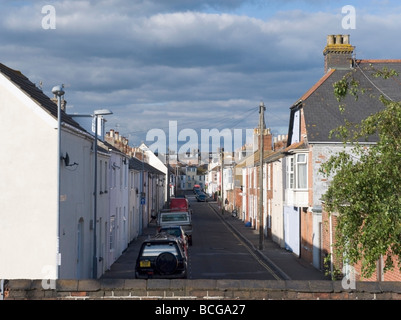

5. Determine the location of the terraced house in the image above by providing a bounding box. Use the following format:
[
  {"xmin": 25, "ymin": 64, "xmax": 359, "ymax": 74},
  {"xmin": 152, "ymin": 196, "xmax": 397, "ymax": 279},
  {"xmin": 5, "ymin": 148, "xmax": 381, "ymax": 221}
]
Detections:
[
  {"xmin": 279, "ymin": 35, "xmax": 401, "ymax": 280},
  {"xmin": 236, "ymin": 35, "xmax": 401, "ymax": 281},
  {"xmin": 0, "ymin": 63, "xmax": 165, "ymax": 280}
]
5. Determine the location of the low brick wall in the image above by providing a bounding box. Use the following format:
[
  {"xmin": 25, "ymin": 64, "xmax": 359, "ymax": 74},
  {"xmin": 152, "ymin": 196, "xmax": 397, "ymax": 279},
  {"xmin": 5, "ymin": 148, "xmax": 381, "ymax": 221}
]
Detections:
[{"xmin": 3, "ymin": 279, "xmax": 401, "ymax": 300}]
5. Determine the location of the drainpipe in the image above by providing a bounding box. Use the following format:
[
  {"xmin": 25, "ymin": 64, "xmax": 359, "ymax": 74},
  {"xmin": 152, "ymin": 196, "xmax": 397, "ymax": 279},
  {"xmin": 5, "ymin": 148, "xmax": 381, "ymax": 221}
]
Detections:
[{"xmin": 329, "ymin": 214, "xmax": 334, "ymax": 276}]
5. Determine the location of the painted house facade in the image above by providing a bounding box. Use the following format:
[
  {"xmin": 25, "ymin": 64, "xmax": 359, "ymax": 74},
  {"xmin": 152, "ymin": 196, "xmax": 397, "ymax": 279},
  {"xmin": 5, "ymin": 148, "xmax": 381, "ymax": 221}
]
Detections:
[
  {"xmin": 284, "ymin": 34, "xmax": 401, "ymax": 279},
  {"xmin": 0, "ymin": 63, "xmax": 95, "ymax": 279},
  {"xmin": 0, "ymin": 62, "xmax": 166, "ymax": 280},
  {"xmin": 230, "ymin": 34, "xmax": 401, "ymax": 281}
]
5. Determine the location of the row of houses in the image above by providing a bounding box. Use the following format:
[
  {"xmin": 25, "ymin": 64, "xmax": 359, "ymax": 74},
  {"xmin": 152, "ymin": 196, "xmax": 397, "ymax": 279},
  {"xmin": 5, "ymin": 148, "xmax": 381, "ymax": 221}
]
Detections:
[
  {"xmin": 0, "ymin": 62, "xmax": 167, "ymax": 279},
  {"xmin": 215, "ymin": 34, "xmax": 401, "ymax": 281}
]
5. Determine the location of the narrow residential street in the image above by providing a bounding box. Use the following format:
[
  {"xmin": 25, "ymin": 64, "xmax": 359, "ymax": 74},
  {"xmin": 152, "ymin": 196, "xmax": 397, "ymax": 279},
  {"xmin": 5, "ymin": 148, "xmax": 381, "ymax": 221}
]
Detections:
[
  {"xmin": 188, "ymin": 194, "xmax": 282, "ymax": 280},
  {"xmin": 102, "ymin": 193, "xmax": 328, "ymax": 281}
]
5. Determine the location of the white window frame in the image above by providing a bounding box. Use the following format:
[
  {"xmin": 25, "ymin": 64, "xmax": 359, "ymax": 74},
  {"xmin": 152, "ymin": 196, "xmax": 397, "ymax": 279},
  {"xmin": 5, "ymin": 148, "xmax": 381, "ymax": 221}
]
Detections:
[
  {"xmin": 287, "ymin": 156, "xmax": 295, "ymax": 189},
  {"xmin": 286, "ymin": 153, "xmax": 308, "ymax": 191},
  {"xmin": 296, "ymin": 153, "xmax": 308, "ymax": 190}
]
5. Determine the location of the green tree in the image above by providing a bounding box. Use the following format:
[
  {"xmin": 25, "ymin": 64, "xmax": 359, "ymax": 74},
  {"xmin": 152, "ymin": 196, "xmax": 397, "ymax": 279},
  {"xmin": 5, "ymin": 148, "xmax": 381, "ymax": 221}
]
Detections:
[{"xmin": 320, "ymin": 67, "xmax": 401, "ymax": 278}]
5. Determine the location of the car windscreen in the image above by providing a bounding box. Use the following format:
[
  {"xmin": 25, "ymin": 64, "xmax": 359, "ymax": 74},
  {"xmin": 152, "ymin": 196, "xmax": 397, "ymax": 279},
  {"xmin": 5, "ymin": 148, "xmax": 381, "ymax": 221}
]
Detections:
[{"xmin": 141, "ymin": 243, "xmax": 179, "ymax": 257}]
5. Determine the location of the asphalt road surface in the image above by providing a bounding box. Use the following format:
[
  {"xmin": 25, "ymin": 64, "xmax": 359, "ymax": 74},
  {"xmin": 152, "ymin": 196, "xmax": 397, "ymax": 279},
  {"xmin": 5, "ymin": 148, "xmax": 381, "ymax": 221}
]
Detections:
[{"xmin": 187, "ymin": 194, "xmax": 281, "ymax": 280}]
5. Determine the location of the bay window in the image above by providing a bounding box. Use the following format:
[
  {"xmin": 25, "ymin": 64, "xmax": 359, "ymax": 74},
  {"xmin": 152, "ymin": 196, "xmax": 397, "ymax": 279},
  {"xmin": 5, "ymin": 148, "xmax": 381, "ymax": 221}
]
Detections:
[{"xmin": 287, "ymin": 153, "xmax": 308, "ymax": 190}]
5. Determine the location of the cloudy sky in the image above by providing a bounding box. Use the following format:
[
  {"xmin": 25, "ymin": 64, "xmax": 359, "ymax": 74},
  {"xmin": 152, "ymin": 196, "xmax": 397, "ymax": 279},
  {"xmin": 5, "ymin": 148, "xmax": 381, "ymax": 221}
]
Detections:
[{"xmin": 1, "ymin": 0, "xmax": 401, "ymax": 154}]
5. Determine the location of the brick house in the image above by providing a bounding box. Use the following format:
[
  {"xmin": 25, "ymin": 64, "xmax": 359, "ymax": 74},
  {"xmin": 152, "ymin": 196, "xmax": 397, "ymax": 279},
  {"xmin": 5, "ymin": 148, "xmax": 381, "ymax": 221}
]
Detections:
[
  {"xmin": 284, "ymin": 34, "xmax": 401, "ymax": 280},
  {"xmin": 236, "ymin": 128, "xmax": 274, "ymax": 234}
]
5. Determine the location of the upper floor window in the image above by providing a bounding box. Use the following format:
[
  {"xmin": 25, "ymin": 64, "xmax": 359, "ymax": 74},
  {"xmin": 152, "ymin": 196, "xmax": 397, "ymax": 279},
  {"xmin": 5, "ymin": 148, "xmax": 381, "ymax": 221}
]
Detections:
[
  {"xmin": 286, "ymin": 153, "xmax": 308, "ymax": 190},
  {"xmin": 296, "ymin": 154, "xmax": 307, "ymax": 189}
]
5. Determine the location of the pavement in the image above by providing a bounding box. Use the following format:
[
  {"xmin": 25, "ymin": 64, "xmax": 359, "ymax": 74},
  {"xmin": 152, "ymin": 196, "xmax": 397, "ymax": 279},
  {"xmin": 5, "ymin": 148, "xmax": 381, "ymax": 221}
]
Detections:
[{"xmin": 101, "ymin": 201, "xmax": 330, "ymax": 281}]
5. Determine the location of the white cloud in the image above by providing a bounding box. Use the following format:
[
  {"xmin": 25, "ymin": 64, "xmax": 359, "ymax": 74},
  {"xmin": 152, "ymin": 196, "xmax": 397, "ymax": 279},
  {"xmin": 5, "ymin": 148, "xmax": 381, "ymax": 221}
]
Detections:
[{"xmin": 1, "ymin": 0, "xmax": 401, "ymax": 151}]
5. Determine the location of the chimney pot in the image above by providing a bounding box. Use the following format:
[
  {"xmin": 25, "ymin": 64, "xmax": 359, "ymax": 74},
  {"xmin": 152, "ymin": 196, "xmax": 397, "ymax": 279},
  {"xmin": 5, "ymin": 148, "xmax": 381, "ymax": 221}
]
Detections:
[
  {"xmin": 327, "ymin": 35, "xmax": 335, "ymax": 45},
  {"xmin": 51, "ymin": 97, "xmax": 67, "ymax": 111},
  {"xmin": 335, "ymin": 34, "xmax": 343, "ymax": 44}
]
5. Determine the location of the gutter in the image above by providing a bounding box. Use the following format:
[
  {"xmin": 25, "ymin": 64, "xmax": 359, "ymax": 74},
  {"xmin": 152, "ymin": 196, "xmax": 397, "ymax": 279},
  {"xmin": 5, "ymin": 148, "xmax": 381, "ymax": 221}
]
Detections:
[{"xmin": 62, "ymin": 122, "xmax": 95, "ymax": 142}]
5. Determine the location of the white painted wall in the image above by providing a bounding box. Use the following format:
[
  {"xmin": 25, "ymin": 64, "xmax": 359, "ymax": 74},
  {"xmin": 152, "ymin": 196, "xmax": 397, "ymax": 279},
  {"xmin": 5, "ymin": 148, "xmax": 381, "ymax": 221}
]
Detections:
[
  {"xmin": 140, "ymin": 143, "xmax": 168, "ymax": 201},
  {"xmin": 58, "ymin": 126, "xmax": 94, "ymax": 279},
  {"xmin": 0, "ymin": 73, "xmax": 59, "ymax": 279},
  {"xmin": 271, "ymin": 161, "xmax": 285, "ymax": 248},
  {"xmin": 108, "ymin": 151, "xmax": 129, "ymax": 267}
]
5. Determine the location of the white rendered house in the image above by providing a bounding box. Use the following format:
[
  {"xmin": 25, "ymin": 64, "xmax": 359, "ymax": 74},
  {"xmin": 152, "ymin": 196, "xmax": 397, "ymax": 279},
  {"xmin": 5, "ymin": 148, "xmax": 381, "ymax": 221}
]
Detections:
[{"xmin": 0, "ymin": 63, "xmax": 95, "ymax": 279}]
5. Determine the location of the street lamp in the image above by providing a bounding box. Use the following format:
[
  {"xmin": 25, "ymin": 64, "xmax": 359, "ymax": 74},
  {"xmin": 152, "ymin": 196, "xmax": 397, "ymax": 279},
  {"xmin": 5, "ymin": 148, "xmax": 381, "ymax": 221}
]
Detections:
[
  {"xmin": 93, "ymin": 109, "xmax": 113, "ymax": 279},
  {"xmin": 52, "ymin": 84, "xmax": 65, "ymax": 279}
]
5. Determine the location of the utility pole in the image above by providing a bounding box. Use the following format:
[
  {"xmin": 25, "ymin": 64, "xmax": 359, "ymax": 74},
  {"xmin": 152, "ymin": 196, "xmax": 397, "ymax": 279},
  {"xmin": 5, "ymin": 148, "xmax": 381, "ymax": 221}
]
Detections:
[
  {"xmin": 221, "ymin": 147, "xmax": 224, "ymax": 214},
  {"xmin": 167, "ymin": 149, "xmax": 170, "ymax": 205},
  {"xmin": 258, "ymin": 101, "xmax": 266, "ymax": 250}
]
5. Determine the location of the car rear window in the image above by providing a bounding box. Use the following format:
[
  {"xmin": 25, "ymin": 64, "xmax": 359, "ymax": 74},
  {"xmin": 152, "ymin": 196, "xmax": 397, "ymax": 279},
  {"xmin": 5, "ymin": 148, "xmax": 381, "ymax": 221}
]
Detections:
[
  {"xmin": 141, "ymin": 243, "xmax": 179, "ymax": 257},
  {"xmin": 161, "ymin": 214, "xmax": 189, "ymax": 222},
  {"xmin": 160, "ymin": 229, "xmax": 181, "ymax": 237}
]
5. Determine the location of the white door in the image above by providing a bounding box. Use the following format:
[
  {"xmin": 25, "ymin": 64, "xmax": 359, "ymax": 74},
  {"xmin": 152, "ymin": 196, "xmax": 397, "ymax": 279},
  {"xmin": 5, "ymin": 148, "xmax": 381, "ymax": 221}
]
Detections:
[{"xmin": 284, "ymin": 206, "xmax": 300, "ymax": 256}]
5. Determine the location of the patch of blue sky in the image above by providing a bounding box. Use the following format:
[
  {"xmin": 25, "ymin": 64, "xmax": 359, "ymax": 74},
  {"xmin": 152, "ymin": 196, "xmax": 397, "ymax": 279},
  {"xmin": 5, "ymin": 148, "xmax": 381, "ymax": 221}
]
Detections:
[{"xmin": 203, "ymin": 0, "xmax": 401, "ymax": 21}]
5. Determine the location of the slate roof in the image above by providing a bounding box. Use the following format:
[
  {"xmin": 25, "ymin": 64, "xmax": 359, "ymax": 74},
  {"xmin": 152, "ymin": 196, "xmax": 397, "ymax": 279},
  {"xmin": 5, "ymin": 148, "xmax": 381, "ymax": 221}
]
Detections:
[
  {"xmin": 129, "ymin": 157, "xmax": 166, "ymax": 176},
  {"xmin": 0, "ymin": 62, "xmax": 87, "ymax": 132},
  {"xmin": 296, "ymin": 60, "xmax": 401, "ymax": 143}
]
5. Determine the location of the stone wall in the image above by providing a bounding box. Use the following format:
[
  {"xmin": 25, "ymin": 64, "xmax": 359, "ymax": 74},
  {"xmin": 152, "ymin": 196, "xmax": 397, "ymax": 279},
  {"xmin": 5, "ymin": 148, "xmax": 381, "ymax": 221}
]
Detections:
[{"xmin": 3, "ymin": 279, "xmax": 401, "ymax": 300}]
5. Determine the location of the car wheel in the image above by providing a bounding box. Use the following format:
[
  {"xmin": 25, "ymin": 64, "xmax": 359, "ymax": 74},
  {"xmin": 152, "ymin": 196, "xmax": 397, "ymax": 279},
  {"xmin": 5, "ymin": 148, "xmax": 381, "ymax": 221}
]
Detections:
[{"xmin": 155, "ymin": 252, "xmax": 178, "ymax": 274}]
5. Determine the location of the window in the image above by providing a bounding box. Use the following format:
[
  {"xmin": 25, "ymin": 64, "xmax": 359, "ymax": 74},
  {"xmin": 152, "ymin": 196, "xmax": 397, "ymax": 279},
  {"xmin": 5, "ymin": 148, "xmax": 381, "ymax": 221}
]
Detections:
[
  {"xmin": 109, "ymin": 216, "xmax": 115, "ymax": 251},
  {"xmin": 142, "ymin": 244, "xmax": 179, "ymax": 257},
  {"xmin": 99, "ymin": 160, "xmax": 103, "ymax": 193},
  {"xmin": 286, "ymin": 153, "xmax": 307, "ymax": 190},
  {"xmin": 104, "ymin": 161, "xmax": 108, "ymax": 192},
  {"xmin": 120, "ymin": 159, "xmax": 123, "ymax": 188},
  {"xmin": 130, "ymin": 172, "xmax": 134, "ymax": 189},
  {"xmin": 113, "ymin": 164, "xmax": 116, "ymax": 188},
  {"xmin": 296, "ymin": 154, "xmax": 307, "ymax": 189},
  {"xmin": 287, "ymin": 157, "xmax": 294, "ymax": 189},
  {"xmin": 124, "ymin": 161, "xmax": 128, "ymax": 188},
  {"xmin": 253, "ymin": 168, "xmax": 257, "ymax": 189}
]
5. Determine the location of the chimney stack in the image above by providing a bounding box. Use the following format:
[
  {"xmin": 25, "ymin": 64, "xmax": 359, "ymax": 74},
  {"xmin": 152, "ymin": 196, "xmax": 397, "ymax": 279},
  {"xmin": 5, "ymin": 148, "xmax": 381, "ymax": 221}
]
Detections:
[
  {"xmin": 323, "ymin": 34, "xmax": 355, "ymax": 73},
  {"xmin": 51, "ymin": 96, "xmax": 67, "ymax": 111},
  {"xmin": 253, "ymin": 127, "xmax": 272, "ymax": 153}
]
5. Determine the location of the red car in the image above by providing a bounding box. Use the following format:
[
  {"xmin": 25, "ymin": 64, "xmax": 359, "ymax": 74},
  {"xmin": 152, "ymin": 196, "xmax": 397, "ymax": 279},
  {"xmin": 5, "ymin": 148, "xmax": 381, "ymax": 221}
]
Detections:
[{"xmin": 169, "ymin": 197, "xmax": 190, "ymax": 212}]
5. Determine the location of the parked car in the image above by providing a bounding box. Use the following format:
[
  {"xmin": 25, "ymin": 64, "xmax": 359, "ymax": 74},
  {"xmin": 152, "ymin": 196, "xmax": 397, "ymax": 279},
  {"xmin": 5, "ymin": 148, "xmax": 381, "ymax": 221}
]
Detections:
[
  {"xmin": 158, "ymin": 210, "xmax": 193, "ymax": 245},
  {"xmin": 157, "ymin": 225, "xmax": 189, "ymax": 258},
  {"xmin": 135, "ymin": 233, "xmax": 188, "ymax": 279},
  {"xmin": 169, "ymin": 197, "xmax": 191, "ymax": 213},
  {"xmin": 193, "ymin": 184, "xmax": 201, "ymax": 194},
  {"xmin": 196, "ymin": 193, "xmax": 208, "ymax": 202}
]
